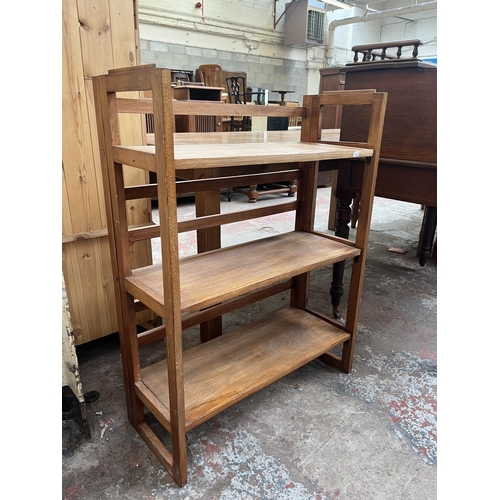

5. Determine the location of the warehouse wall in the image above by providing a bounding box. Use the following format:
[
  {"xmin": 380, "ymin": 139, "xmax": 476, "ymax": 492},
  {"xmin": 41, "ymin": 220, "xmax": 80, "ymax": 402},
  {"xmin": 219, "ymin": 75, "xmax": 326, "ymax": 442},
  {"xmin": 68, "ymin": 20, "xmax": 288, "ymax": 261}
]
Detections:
[
  {"xmin": 137, "ymin": 1, "xmax": 437, "ymax": 103},
  {"xmin": 138, "ymin": 0, "xmax": 324, "ymax": 105}
]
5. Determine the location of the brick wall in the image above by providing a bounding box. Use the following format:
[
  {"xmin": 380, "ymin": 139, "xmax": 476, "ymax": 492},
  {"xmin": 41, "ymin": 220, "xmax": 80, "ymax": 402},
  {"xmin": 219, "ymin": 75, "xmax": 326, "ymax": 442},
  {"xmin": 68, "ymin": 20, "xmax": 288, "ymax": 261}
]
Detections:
[{"xmin": 140, "ymin": 39, "xmax": 309, "ymax": 106}]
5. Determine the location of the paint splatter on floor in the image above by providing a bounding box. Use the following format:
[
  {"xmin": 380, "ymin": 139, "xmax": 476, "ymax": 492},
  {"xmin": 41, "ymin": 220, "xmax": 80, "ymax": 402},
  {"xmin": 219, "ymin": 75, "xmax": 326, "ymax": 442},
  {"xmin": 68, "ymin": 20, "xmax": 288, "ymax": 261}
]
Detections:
[
  {"xmin": 335, "ymin": 348, "xmax": 437, "ymax": 465},
  {"xmin": 153, "ymin": 418, "xmax": 331, "ymax": 499}
]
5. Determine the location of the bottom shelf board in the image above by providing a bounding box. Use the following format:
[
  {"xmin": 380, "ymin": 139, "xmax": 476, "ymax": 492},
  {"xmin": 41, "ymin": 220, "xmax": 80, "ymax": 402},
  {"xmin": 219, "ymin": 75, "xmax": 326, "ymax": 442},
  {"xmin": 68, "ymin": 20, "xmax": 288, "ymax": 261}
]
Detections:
[{"xmin": 137, "ymin": 307, "xmax": 350, "ymax": 431}]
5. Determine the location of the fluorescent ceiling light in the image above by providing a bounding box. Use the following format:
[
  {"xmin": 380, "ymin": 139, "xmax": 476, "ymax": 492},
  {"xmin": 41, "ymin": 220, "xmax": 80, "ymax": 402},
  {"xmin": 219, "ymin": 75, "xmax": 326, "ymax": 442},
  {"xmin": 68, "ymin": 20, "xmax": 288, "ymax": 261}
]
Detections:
[{"xmin": 323, "ymin": 0, "xmax": 352, "ymax": 9}]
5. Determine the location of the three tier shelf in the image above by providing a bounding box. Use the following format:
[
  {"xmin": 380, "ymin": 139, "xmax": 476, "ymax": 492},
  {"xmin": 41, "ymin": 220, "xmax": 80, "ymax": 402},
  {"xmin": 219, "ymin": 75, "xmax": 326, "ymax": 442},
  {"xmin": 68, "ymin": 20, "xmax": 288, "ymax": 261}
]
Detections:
[{"xmin": 92, "ymin": 64, "xmax": 386, "ymax": 486}]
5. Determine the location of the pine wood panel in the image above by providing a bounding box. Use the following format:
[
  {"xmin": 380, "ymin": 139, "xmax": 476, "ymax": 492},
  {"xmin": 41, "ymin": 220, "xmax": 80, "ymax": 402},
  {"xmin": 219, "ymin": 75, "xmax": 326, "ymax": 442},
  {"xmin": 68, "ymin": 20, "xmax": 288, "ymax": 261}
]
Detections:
[
  {"xmin": 139, "ymin": 307, "xmax": 351, "ymax": 431},
  {"xmin": 62, "ymin": 0, "xmax": 154, "ymax": 344},
  {"xmin": 62, "ymin": 238, "xmax": 118, "ymax": 343},
  {"xmin": 62, "ymin": 0, "xmax": 105, "ymax": 234},
  {"xmin": 62, "ymin": 236, "xmax": 153, "ymax": 344}
]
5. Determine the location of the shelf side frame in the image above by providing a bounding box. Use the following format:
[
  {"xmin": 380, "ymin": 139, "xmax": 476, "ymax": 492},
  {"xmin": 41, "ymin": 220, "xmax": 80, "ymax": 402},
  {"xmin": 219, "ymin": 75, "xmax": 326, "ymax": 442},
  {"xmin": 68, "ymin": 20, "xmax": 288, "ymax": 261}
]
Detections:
[
  {"xmin": 312, "ymin": 90, "xmax": 388, "ymax": 373},
  {"xmin": 93, "ymin": 66, "xmax": 188, "ymax": 486}
]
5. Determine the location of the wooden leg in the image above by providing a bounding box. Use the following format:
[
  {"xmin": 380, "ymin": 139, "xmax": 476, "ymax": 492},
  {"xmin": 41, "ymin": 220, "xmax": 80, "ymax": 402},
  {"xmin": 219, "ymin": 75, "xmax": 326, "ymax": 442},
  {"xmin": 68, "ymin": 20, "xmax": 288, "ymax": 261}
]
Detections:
[
  {"xmin": 246, "ymin": 185, "xmax": 259, "ymax": 202},
  {"xmin": 330, "ymin": 162, "xmax": 354, "ymax": 319},
  {"xmin": 327, "ymin": 170, "xmax": 339, "ymax": 231},
  {"xmin": 165, "ymin": 345, "xmax": 188, "ymax": 486},
  {"xmin": 331, "ymin": 195, "xmax": 353, "ymax": 318},
  {"xmin": 350, "ymin": 193, "xmax": 361, "ymax": 228},
  {"xmin": 123, "ymin": 292, "xmax": 144, "ymax": 426},
  {"xmin": 417, "ymin": 206, "xmax": 437, "ymax": 266},
  {"xmin": 195, "ymin": 171, "xmax": 223, "ymax": 341}
]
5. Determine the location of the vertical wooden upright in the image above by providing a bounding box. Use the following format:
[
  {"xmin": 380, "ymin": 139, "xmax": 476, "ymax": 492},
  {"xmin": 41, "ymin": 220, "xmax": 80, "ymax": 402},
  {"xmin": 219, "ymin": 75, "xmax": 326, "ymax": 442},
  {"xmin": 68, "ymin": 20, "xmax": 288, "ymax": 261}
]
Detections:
[{"xmin": 62, "ymin": 0, "xmax": 155, "ymax": 345}]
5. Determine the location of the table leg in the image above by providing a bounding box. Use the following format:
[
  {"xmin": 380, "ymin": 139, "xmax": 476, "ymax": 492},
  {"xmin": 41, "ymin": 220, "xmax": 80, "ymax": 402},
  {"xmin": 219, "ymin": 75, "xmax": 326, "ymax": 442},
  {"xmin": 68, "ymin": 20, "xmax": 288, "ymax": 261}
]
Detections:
[
  {"xmin": 331, "ymin": 195, "xmax": 353, "ymax": 319},
  {"xmin": 327, "ymin": 170, "xmax": 338, "ymax": 231},
  {"xmin": 195, "ymin": 169, "xmax": 223, "ymax": 342},
  {"xmin": 350, "ymin": 193, "xmax": 361, "ymax": 228},
  {"xmin": 417, "ymin": 206, "xmax": 437, "ymax": 266}
]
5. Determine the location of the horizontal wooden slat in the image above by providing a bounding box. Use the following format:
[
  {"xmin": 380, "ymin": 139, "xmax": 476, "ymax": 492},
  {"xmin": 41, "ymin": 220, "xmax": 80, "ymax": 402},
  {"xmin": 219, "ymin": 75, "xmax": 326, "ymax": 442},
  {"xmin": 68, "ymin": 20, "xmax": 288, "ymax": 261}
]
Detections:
[
  {"xmin": 175, "ymin": 169, "xmax": 300, "ymax": 194},
  {"xmin": 127, "ymin": 201, "xmax": 297, "ymax": 243},
  {"xmin": 116, "ymin": 97, "xmax": 153, "ymax": 114},
  {"xmin": 135, "ymin": 392, "xmax": 172, "ymax": 435},
  {"xmin": 125, "ymin": 183, "xmax": 158, "ymax": 201},
  {"xmin": 128, "ymin": 224, "xmax": 160, "ymax": 243},
  {"xmin": 126, "ymin": 231, "xmax": 361, "ymax": 315},
  {"xmin": 176, "ymin": 201, "xmax": 297, "ymax": 234},
  {"xmin": 318, "ymin": 90, "xmax": 376, "ymax": 106},
  {"xmin": 105, "ymin": 66, "xmax": 157, "ymax": 92},
  {"xmin": 181, "ymin": 280, "xmax": 293, "ymax": 330},
  {"xmin": 113, "ymin": 145, "xmax": 157, "ymax": 172},
  {"xmin": 139, "ymin": 307, "xmax": 351, "ymax": 431},
  {"xmin": 173, "ymin": 100, "xmax": 306, "ymax": 118},
  {"xmin": 137, "ymin": 324, "xmax": 166, "ymax": 346},
  {"xmin": 309, "ymin": 230, "xmax": 356, "ymax": 247},
  {"xmin": 136, "ymin": 280, "xmax": 294, "ymax": 345},
  {"xmin": 115, "ymin": 97, "xmax": 305, "ymax": 118}
]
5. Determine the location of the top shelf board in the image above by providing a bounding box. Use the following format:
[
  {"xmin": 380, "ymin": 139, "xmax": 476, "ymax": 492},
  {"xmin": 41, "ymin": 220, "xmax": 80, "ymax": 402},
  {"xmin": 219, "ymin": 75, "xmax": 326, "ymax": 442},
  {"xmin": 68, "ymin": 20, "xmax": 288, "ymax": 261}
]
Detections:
[{"xmin": 113, "ymin": 141, "xmax": 373, "ymax": 171}]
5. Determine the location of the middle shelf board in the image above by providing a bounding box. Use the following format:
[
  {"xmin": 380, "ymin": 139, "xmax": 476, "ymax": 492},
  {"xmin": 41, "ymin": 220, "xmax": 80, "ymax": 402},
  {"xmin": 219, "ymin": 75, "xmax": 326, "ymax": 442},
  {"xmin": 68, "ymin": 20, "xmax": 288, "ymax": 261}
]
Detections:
[
  {"xmin": 127, "ymin": 231, "xmax": 361, "ymax": 315},
  {"xmin": 137, "ymin": 306, "xmax": 351, "ymax": 431}
]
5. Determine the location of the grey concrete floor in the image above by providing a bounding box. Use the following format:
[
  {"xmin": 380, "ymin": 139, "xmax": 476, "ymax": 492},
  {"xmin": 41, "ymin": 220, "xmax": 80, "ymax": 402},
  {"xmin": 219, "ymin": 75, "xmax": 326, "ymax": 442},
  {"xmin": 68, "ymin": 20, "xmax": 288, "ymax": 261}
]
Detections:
[{"xmin": 63, "ymin": 187, "xmax": 437, "ymax": 499}]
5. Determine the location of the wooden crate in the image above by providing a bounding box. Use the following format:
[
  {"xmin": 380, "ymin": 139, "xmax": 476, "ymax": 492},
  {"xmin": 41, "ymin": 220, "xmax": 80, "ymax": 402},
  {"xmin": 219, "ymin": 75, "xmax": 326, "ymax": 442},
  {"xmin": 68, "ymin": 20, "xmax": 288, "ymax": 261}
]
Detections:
[{"xmin": 62, "ymin": 0, "xmax": 155, "ymax": 344}]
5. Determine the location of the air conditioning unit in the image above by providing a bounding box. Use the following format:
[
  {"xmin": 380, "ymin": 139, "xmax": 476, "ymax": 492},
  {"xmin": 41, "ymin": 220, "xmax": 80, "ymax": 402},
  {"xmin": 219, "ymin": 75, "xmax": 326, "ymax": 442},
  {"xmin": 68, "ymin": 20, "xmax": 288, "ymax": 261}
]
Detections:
[{"xmin": 284, "ymin": 0, "xmax": 327, "ymax": 48}]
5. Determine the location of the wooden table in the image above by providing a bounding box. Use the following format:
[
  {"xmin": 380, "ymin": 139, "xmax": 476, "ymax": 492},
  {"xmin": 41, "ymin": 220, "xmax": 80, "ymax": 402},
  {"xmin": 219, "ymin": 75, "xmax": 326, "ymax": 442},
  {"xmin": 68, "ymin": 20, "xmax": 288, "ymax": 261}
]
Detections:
[
  {"xmin": 320, "ymin": 61, "xmax": 436, "ymax": 316},
  {"xmin": 319, "ymin": 61, "xmax": 437, "ymax": 266},
  {"xmin": 272, "ymin": 90, "xmax": 295, "ymax": 105}
]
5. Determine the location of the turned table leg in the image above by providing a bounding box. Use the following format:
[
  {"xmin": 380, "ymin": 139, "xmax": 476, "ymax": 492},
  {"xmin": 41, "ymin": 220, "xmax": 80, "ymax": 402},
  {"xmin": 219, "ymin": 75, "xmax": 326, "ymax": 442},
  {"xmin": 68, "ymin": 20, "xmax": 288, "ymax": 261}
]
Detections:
[
  {"xmin": 418, "ymin": 206, "xmax": 437, "ymax": 266},
  {"xmin": 331, "ymin": 195, "xmax": 353, "ymax": 318},
  {"xmin": 195, "ymin": 169, "xmax": 223, "ymax": 342},
  {"xmin": 288, "ymin": 179, "xmax": 298, "ymax": 197},
  {"xmin": 246, "ymin": 185, "xmax": 259, "ymax": 203},
  {"xmin": 350, "ymin": 193, "xmax": 361, "ymax": 228}
]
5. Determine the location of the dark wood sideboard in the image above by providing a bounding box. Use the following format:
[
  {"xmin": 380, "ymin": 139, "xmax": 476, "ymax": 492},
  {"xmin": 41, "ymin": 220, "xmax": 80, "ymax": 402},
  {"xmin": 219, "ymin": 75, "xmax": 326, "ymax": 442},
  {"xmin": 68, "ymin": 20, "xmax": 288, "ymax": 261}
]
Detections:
[{"xmin": 319, "ymin": 59, "xmax": 437, "ymax": 316}]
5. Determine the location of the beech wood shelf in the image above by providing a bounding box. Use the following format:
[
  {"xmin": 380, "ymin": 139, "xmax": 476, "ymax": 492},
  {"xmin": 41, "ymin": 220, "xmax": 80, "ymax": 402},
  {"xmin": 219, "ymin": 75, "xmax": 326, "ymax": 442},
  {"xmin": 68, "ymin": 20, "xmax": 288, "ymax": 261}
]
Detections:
[
  {"xmin": 128, "ymin": 231, "xmax": 360, "ymax": 316},
  {"xmin": 92, "ymin": 64, "xmax": 387, "ymax": 486},
  {"xmin": 138, "ymin": 307, "xmax": 351, "ymax": 431}
]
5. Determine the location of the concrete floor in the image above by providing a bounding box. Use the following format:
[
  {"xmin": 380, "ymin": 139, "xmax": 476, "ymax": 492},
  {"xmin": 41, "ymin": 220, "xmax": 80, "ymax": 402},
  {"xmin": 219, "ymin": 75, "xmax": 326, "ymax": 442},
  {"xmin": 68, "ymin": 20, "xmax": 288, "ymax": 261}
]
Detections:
[{"xmin": 62, "ymin": 187, "xmax": 437, "ymax": 499}]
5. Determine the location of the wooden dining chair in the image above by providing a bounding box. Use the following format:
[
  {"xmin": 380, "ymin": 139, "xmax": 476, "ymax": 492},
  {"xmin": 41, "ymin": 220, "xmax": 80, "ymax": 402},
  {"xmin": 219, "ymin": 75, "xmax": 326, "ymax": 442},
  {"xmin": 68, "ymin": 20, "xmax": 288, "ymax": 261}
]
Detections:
[
  {"xmin": 224, "ymin": 76, "xmax": 266, "ymax": 129},
  {"xmin": 225, "ymin": 75, "xmax": 252, "ymax": 131},
  {"xmin": 198, "ymin": 64, "xmax": 223, "ymax": 87}
]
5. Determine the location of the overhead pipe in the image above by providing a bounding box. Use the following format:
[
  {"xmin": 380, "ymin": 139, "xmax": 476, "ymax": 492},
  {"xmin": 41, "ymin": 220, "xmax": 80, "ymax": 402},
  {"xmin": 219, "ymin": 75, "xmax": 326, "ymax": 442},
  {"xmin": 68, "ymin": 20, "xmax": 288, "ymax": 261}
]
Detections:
[{"xmin": 326, "ymin": 1, "xmax": 438, "ymax": 62}]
